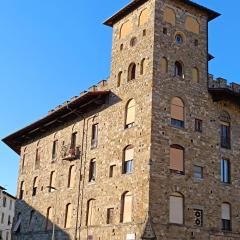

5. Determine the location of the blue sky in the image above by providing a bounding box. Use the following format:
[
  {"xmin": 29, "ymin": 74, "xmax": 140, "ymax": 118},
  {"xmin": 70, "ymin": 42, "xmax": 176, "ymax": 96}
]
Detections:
[{"xmin": 0, "ymin": 0, "xmax": 239, "ymax": 195}]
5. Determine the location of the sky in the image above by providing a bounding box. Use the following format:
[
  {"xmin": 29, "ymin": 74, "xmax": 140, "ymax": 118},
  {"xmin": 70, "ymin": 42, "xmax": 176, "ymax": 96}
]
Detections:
[{"xmin": 0, "ymin": 0, "xmax": 239, "ymax": 195}]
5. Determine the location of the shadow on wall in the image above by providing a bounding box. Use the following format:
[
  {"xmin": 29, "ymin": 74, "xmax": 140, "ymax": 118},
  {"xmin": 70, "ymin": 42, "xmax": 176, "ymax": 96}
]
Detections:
[{"xmin": 12, "ymin": 200, "xmax": 70, "ymax": 240}]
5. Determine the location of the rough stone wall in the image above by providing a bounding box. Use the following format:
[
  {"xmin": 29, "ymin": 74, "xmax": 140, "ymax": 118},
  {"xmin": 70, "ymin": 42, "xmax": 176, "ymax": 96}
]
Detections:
[
  {"xmin": 150, "ymin": 0, "xmax": 240, "ymax": 239},
  {"xmin": 13, "ymin": 1, "xmax": 155, "ymax": 240}
]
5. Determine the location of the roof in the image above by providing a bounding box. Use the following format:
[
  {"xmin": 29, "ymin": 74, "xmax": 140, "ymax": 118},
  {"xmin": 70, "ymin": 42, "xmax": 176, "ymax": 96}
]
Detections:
[
  {"xmin": 2, "ymin": 191, "xmax": 17, "ymax": 200},
  {"xmin": 0, "ymin": 186, "xmax": 6, "ymax": 191},
  {"xmin": 2, "ymin": 91, "xmax": 110, "ymax": 155},
  {"xmin": 104, "ymin": 0, "xmax": 220, "ymax": 26},
  {"xmin": 209, "ymin": 88, "xmax": 240, "ymax": 105}
]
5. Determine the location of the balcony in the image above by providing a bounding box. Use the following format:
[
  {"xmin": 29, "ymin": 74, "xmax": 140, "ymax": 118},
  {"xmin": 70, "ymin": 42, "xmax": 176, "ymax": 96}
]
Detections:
[{"xmin": 61, "ymin": 145, "xmax": 80, "ymax": 161}]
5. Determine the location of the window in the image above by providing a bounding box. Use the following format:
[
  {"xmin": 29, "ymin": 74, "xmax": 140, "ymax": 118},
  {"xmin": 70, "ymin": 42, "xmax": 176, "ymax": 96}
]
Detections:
[
  {"xmin": 160, "ymin": 57, "xmax": 168, "ymax": 73},
  {"xmin": 35, "ymin": 148, "xmax": 41, "ymax": 170},
  {"xmin": 140, "ymin": 58, "xmax": 146, "ymax": 75},
  {"xmin": 107, "ymin": 208, "xmax": 114, "ymax": 224},
  {"xmin": 169, "ymin": 192, "xmax": 184, "ymax": 224},
  {"xmin": 86, "ymin": 199, "xmax": 96, "ymax": 226},
  {"xmin": 120, "ymin": 21, "xmax": 132, "ymax": 39},
  {"xmin": 163, "ymin": 7, "xmax": 176, "ymax": 26},
  {"xmin": 117, "ymin": 71, "xmax": 122, "ymax": 87},
  {"xmin": 52, "ymin": 140, "xmax": 58, "ymax": 160},
  {"xmin": 64, "ymin": 203, "xmax": 72, "ymax": 228},
  {"xmin": 32, "ymin": 177, "xmax": 38, "ymax": 196},
  {"xmin": 89, "ymin": 159, "xmax": 96, "ymax": 182},
  {"xmin": 19, "ymin": 181, "xmax": 24, "ymax": 200},
  {"xmin": 46, "ymin": 207, "xmax": 53, "ymax": 230},
  {"xmin": 21, "ymin": 154, "xmax": 26, "ymax": 174},
  {"xmin": 8, "ymin": 215, "xmax": 11, "ymax": 225},
  {"xmin": 3, "ymin": 197, "xmax": 6, "ymax": 207},
  {"xmin": 121, "ymin": 192, "xmax": 133, "ymax": 223},
  {"xmin": 194, "ymin": 165, "xmax": 203, "ymax": 179},
  {"xmin": 221, "ymin": 159, "xmax": 230, "ymax": 184},
  {"xmin": 29, "ymin": 210, "xmax": 35, "ymax": 228},
  {"xmin": 71, "ymin": 132, "xmax": 77, "ymax": 149},
  {"xmin": 123, "ymin": 146, "xmax": 134, "ymax": 174},
  {"xmin": 138, "ymin": 8, "xmax": 149, "ymax": 26},
  {"xmin": 1, "ymin": 213, "xmax": 4, "ymax": 224},
  {"xmin": 9, "ymin": 200, "xmax": 12, "ymax": 210},
  {"xmin": 91, "ymin": 124, "xmax": 98, "ymax": 149},
  {"xmin": 125, "ymin": 99, "xmax": 136, "ymax": 128},
  {"xmin": 68, "ymin": 165, "xmax": 75, "ymax": 188},
  {"xmin": 221, "ymin": 203, "xmax": 231, "ymax": 231},
  {"xmin": 128, "ymin": 63, "xmax": 136, "ymax": 81},
  {"xmin": 194, "ymin": 209, "xmax": 203, "ymax": 227},
  {"xmin": 170, "ymin": 145, "xmax": 184, "ymax": 174},
  {"xmin": 185, "ymin": 16, "xmax": 200, "ymax": 34},
  {"xmin": 192, "ymin": 68, "xmax": 199, "ymax": 83},
  {"xmin": 171, "ymin": 97, "xmax": 184, "ymax": 128},
  {"xmin": 175, "ymin": 61, "xmax": 184, "ymax": 78},
  {"xmin": 13, "ymin": 213, "xmax": 21, "ymax": 233},
  {"xmin": 195, "ymin": 119, "xmax": 203, "ymax": 132},
  {"xmin": 130, "ymin": 37, "xmax": 137, "ymax": 47},
  {"xmin": 49, "ymin": 171, "xmax": 56, "ymax": 192},
  {"xmin": 6, "ymin": 231, "xmax": 9, "ymax": 240},
  {"xmin": 109, "ymin": 164, "xmax": 116, "ymax": 178},
  {"xmin": 221, "ymin": 122, "xmax": 231, "ymax": 149}
]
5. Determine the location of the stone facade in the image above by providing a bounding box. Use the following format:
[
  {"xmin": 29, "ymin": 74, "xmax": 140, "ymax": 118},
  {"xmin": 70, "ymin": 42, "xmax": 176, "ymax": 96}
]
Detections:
[{"xmin": 3, "ymin": 0, "xmax": 240, "ymax": 240}]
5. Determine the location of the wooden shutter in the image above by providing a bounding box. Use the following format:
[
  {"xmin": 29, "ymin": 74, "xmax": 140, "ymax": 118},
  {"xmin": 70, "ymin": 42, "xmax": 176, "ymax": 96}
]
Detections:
[
  {"xmin": 51, "ymin": 171, "xmax": 56, "ymax": 189},
  {"xmin": 66, "ymin": 204, "xmax": 72, "ymax": 228},
  {"xmin": 222, "ymin": 203, "xmax": 230, "ymax": 220},
  {"xmin": 88, "ymin": 200, "xmax": 95, "ymax": 226},
  {"xmin": 169, "ymin": 195, "xmax": 183, "ymax": 224},
  {"xmin": 125, "ymin": 147, "xmax": 134, "ymax": 161},
  {"xmin": 126, "ymin": 100, "xmax": 136, "ymax": 125},
  {"xmin": 171, "ymin": 98, "xmax": 184, "ymax": 121},
  {"xmin": 170, "ymin": 147, "xmax": 184, "ymax": 171},
  {"xmin": 123, "ymin": 193, "xmax": 132, "ymax": 223}
]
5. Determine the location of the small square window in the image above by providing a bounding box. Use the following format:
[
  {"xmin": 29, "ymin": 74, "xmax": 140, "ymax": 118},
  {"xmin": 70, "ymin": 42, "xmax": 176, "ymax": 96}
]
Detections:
[
  {"xmin": 109, "ymin": 165, "xmax": 116, "ymax": 178},
  {"xmin": 194, "ymin": 165, "xmax": 203, "ymax": 179},
  {"xmin": 195, "ymin": 119, "xmax": 203, "ymax": 132},
  {"xmin": 143, "ymin": 29, "xmax": 147, "ymax": 36},
  {"xmin": 163, "ymin": 27, "xmax": 167, "ymax": 34}
]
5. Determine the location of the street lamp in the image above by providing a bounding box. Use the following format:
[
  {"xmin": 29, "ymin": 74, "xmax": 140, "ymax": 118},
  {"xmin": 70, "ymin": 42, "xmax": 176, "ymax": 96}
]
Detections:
[{"xmin": 46, "ymin": 186, "xmax": 58, "ymax": 240}]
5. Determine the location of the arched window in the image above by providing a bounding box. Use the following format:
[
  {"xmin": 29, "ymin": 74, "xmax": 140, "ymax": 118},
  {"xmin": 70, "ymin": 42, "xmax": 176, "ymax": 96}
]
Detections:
[
  {"xmin": 49, "ymin": 171, "xmax": 56, "ymax": 192},
  {"xmin": 32, "ymin": 177, "xmax": 38, "ymax": 196},
  {"xmin": 128, "ymin": 63, "xmax": 136, "ymax": 81},
  {"xmin": 29, "ymin": 210, "xmax": 35, "ymax": 228},
  {"xmin": 86, "ymin": 199, "xmax": 96, "ymax": 226},
  {"xmin": 121, "ymin": 192, "xmax": 133, "ymax": 223},
  {"xmin": 64, "ymin": 203, "xmax": 72, "ymax": 228},
  {"xmin": 192, "ymin": 67, "xmax": 199, "ymax": 83},
  {"xmin": 169, "ymin": 192, "xmax": 184, "ymax": 224},
  {"xmin": 89, "ymin": 159, "xmax": 96, "ymax": 182},
  {"xmin": 140, "ymin": 58, "xmax": 146, "ymax": 75},
  {"xmin": 46, "ymin": 207, "xmax": 53, "ymax": 230},
  {"xmin": 117, "ymin": 71, "xmax": 122, "ymax": 87},
  {"xmin": 125, "ymin": 99, "xmax": 136, "ymax": 128},
  {"xmin": 21, "ymin": 147, "xmax": 27, "ymax": 174},
  {"xmin": 160, "ymin": 57, "xmax": 168, "ymax": 73},
  {"xmin": 139, "ymin": 8, "xmax": 150, "ymax": 26},
  {"xmin": 163, "ymin": 7, "xmax": 176, "ymax": 26},
  {"xmin": 19, "ymin": 181, "xmax": 24, "ymax": 200},
  {"xmin": 123, "ymin": 145, "xmax": 134, "ymax": 174},
  {"xmin": 171, "ymin": 97, "xmax": 184, "ymax": 127},
  {"xmin": 221, "ymin": 203, "xmax": 231, "ymax": 231},
  {"xmin": 68, "ymin": 165, "xmax": 75, "ymax": 188},
  {"xmin": 175, "ymin": 61, "xmax": 184, "ymax": 78},
  {"xmin": 185, "ymin": 16, "xmax": 200, "ymax": 34},
  {"xmin": 170, "ymin": 145, "xmax": 184, "ymax": 174},
  {"xmin": 220, "ymin": 111, "xmax": 231, "ymax": 149},
  {"xmin": 120, "ymin": 21, "xmax": 132, "ymax": 39}
]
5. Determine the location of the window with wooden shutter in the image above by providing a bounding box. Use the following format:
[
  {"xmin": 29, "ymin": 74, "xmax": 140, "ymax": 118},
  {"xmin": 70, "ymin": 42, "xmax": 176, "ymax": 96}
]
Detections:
[
  {"xmin": 122, "ymin": 192, "xmax": 133, "ymax": 223},
  {"xmin": 126, "ymin": 99, "xmax": 136, "ymax": 128},
  {"xmin": 64, "ymin": 203, "xmax": 72, "ymax": 228},
  {"xmin": 221, "ymin": 203, "xmax": 231, "ymax": 231},
  {"xmin": 89, "ymin": 159, "xmax": 96, "ymax": 182},
  {"xmin": 160, "ymin": 57, "xmax": 168, "ymax": 73},
  {"xmin": 169, "ymin": 193, "xmax": 184, "ymax": 224},
  {"xmin": 171, "ymin": 97, "xmax": 184, "ymax": 128},
  {"xmin": 170, "ymin": 145, "xmax": 184, "ymax": 173},
  {"xmin": 87, "ymin": 199, "xmax": 96, "ymax": 226}
]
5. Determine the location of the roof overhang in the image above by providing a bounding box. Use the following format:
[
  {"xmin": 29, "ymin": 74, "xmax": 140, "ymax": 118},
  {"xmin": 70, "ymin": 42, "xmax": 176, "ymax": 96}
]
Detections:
[
  {"xmin": 104, "ymin": 0, "xmax": 220, "ymax": 27},
  {"xmin": 209, "ymin": 88, "xmax": 240, "ymax": 105},
  {"xmin": 2, "ymin": 91, "xmax": 110, "ymax": 155}
]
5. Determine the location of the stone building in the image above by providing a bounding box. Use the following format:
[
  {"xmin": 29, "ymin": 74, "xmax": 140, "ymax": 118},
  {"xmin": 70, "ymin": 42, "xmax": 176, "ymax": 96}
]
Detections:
[
  {"xmin": 0, "ymin": 186, "xmax": 16, "ymax": 240},
  {"xmin": 2, "ymin": 0, "xmax": 240, "ymax": 239}
]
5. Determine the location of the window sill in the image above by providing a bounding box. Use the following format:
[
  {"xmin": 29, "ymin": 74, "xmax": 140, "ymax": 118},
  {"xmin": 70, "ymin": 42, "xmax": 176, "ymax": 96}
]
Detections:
[
  {"xmin": 88, "ymin": 181, "xmax": 96, "ymax": 185},
  {"xmin": 168, "ymin": 223, "xmax": 184, "ymax": 227},
  {"xmin": 170, "ymin": 169, "xmax": 185, "ymax": 176},
  {"xmin": 193, "ymin": 177, "xmax": 203, "ymax": 182},
  {"xmin": 123, "ymin": 172, "xmax": 133, "ymax": 176},
  {"xmin": 220, "ymin": 182, "xmax": 231, "ymax": 186},
  {"xmin": 125, "ymin": 124, "xmax": 135, "ymax": 130},
  {"xmin": 170, "ymin": 123, "xmax": 185, "ymax": 130}
]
